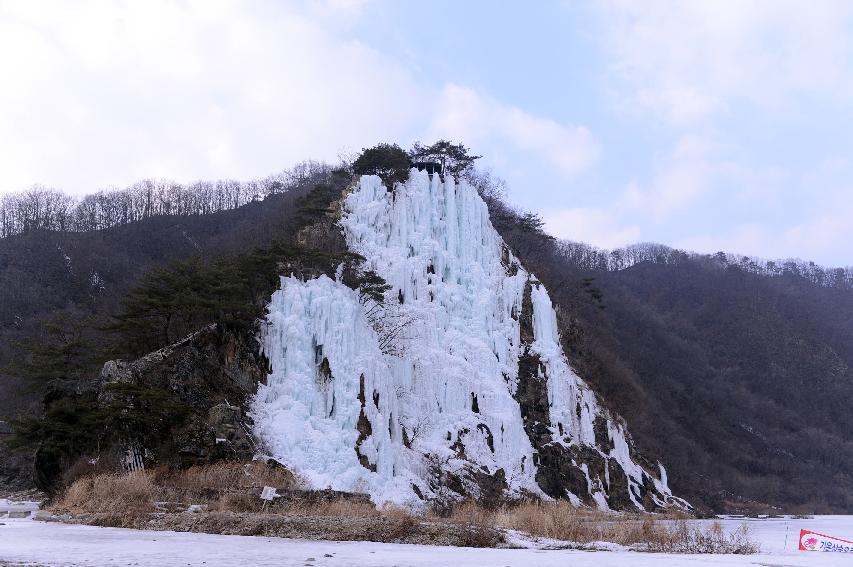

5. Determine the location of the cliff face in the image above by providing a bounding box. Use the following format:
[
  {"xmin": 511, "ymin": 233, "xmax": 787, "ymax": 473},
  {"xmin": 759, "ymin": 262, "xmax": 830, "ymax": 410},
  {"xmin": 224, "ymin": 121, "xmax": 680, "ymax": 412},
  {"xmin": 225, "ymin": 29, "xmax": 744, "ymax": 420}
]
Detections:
[
  {"xmin": 97, "ymin": 324, "xmax": 265, "ymax": 468},
  {"xmin": 252, "ymin": 172, "xmax": 688, "ymax": 511}
]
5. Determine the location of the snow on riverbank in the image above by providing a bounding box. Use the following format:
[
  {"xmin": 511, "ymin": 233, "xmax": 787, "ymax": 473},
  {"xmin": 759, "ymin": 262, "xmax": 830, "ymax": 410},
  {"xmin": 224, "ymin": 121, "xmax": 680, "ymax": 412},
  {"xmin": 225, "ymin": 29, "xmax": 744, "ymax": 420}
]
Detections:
[
  {"xmin": 0, "ymin": 499, "xmax": 39, "ymax": 515},
  {"xmin": 3, "ymin": 515, "xmax": 853, "ymax": 566}
]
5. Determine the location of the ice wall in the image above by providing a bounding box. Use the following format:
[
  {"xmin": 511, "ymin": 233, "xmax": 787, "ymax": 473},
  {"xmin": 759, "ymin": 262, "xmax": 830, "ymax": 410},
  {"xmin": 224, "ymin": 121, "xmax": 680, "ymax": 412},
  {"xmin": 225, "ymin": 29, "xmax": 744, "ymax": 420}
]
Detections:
[{"xmin": 252, "ymin": 170, "xmax": 685, "ymax": 510}]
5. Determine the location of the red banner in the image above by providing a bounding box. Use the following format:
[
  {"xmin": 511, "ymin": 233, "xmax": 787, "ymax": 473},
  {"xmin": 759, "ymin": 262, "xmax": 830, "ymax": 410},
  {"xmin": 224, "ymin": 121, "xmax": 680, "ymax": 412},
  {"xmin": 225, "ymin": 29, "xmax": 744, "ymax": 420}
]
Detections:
[{"xmin": 799, "ymin": 529, "xmax": 853, "ymax": 553}]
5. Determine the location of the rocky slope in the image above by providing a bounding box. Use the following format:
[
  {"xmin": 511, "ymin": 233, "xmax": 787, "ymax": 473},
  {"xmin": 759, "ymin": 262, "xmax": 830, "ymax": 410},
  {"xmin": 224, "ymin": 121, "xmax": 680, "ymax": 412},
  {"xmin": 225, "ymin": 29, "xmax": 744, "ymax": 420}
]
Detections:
[
  {"xmin": 252, "ymin": 172, "xmax": 688, "ymax": 511},
  {"xmin": 97, "ymin": 324, "xmax": 265, "ymax": 468},
  {"xmin": 27, "ymin": 324, "xmax": 266, "ymax": 491}
]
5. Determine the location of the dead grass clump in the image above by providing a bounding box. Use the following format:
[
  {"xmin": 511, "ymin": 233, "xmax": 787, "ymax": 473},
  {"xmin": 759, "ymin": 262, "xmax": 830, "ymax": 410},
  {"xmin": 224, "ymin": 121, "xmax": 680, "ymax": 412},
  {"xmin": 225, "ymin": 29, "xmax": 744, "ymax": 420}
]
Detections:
[
  {"xmin": 284, "ymin": 498, "xmax": 381, "ymax": 518},
  {"xmin": 432, "ymin": 500, "xmax": 757, "ymax": 554},
  {"xmin": 52, "ymin": 471, "xmax": 156, "ymax": 517},
  {"xmin": 646, "ymin": 521, "xmax": 759, "ymax": 554},
  {"xmin": 490, "ymin": 500, "xmax": 605, "ymax": 542},
  {"xmin": 60, "ymin": 455, "xmax": 121, "ymax": 489},
  {"xmin": 457, "ymin": 523, "xmax": 504, "ymax": 548},
  {"xmin": 50, "ymin": 461, "xmax": 306, "ymax": 519},
  {"xmin": 437, "ymin": 500, "xmax": 494, "ymax": 525},
  {"xmin": 381, "ymin": 505, "xmax": 420, "ymax": 540},
  {"xmin": 381, "ymin": 504, "xmax": 417, "ymax": 521},
  {"xmin": 152, "ymin": 460, "xmax": 303, "ymax": 492},
  {"xmin": 216, "ymin": 492, "xmax": 260, "ymax": 513},
  {"xmin": 426, "ymin": 501, "xmax": 505, "ymax": 548}
]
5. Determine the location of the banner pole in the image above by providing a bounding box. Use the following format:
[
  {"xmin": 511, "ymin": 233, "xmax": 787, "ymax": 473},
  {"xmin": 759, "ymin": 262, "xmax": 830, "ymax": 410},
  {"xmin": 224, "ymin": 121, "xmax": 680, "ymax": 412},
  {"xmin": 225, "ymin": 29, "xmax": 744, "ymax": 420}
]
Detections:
[{"xmin": 784, "ymin": 522, "xmax": 789, "ymax": 550}]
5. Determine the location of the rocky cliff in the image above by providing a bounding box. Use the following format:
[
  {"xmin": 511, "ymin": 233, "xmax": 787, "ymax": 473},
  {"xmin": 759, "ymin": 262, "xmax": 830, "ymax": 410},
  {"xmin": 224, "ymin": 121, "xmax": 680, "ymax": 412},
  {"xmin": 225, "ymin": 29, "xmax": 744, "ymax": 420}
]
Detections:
[
  {"xmin": 96, "ymin": 324, "xmax": 265, "ymax": 468},
  {"xmin": 252, "ymin": 172, "xmax": 688, "ymax": 511}
]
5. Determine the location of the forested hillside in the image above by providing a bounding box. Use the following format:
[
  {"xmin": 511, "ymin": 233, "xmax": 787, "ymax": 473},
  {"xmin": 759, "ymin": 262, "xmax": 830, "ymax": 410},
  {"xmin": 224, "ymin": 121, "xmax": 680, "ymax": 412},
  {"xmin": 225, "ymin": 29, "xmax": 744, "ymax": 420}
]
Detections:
[
  {"xmin": 2, "ymin": 157, "xmax": 852, "ymax": 513},
  {"xmin": 485, "ymin": 189, "xmax": 853, "ymax": 513},
  {"xmin": 0, "ymin": 162, "xmax": 336, "ymax": 420}
]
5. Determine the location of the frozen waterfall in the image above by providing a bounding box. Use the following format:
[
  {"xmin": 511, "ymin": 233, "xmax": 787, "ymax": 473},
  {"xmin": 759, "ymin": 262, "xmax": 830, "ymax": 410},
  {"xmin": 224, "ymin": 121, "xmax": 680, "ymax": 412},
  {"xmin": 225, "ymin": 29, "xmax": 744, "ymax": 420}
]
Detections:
[{"xmin": 252, "ymin": 170, "xmax": 683, "ymax": 510}]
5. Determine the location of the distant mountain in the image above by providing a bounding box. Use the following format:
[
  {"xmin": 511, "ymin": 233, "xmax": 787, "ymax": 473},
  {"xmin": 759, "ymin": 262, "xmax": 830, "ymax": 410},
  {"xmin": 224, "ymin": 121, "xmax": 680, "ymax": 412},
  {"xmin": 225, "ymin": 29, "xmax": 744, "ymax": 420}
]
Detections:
[
  {"xmin": 493, "ymin": 214, "xmax": 853, "ymax": 514},
  {"xmin": 0, "ymin": 170, "xmax": 332, "ymax": 491},
  {"xmin": 0, "ymin": 180, "xmax": 318, "ymax": 418}
]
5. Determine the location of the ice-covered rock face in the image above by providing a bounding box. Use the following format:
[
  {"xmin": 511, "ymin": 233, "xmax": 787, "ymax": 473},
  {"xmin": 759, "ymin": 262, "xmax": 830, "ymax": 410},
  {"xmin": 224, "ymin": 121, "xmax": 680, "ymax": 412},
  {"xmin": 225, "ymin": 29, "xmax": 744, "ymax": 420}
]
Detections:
[{"xmin": 252, "ymin": 170, "xmax": 687, "ymax": 510}]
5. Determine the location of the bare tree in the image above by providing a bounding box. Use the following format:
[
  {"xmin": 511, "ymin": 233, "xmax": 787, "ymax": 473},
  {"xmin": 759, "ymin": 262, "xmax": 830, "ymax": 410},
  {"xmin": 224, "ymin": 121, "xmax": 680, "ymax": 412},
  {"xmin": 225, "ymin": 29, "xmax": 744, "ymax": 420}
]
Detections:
[
  {"xmin": 0, "ymin": 161, "xmax": 338, "ymax": 239},
  {"xmin": 360, "ymin": 291, "xmax": 416, "ymax": 357}
]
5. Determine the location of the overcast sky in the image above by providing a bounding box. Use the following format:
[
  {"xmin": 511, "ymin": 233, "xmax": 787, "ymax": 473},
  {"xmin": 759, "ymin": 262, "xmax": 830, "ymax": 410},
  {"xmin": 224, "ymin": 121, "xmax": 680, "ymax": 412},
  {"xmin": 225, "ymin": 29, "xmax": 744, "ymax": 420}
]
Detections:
[{"xmin": 1, "ymin": 0, "xmax": 852, "ymax": 265}]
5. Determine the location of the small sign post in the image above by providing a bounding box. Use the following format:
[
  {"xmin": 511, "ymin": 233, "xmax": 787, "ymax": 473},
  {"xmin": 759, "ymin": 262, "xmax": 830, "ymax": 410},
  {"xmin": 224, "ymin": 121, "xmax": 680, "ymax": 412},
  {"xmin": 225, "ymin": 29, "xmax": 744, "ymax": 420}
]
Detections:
[{"xmin": 260, "ymin": 486, "xmax": 278, "ymax": 511}]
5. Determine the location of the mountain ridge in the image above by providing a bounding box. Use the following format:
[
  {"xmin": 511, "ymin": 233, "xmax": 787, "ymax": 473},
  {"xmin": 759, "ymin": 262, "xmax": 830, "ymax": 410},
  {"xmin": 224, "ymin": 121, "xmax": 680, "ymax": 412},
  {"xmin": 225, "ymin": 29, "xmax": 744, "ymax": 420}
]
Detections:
[{"xmin": 1, "ymin": 163, "xmax": 851, "ymax": 513}]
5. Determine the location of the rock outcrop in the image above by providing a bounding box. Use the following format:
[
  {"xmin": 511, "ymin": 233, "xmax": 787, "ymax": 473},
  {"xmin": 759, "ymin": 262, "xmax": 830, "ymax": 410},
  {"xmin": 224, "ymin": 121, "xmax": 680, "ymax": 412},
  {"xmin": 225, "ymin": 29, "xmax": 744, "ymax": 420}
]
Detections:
[
  {"xmin": 97, "ymin": 324, "xmax": 265, "ymax": 468},
  {"xmin": 253, "ymin": 172, "xmax": 690, "ymax": 511}
]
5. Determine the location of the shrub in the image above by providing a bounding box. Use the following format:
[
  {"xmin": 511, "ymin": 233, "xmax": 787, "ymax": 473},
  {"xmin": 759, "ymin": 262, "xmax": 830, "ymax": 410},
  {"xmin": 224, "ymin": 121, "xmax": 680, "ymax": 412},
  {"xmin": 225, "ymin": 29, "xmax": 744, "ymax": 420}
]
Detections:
[
  {"xmin": 646, "ymin": 520, "xmax": 759, "ymax": 554},
  {"xmin": 11, "ymin": 384, "xmax": 188, "ymax": 494},
  {"xmin": 352, "ymin": 143, "xmax": 410, "ymax": 187}
]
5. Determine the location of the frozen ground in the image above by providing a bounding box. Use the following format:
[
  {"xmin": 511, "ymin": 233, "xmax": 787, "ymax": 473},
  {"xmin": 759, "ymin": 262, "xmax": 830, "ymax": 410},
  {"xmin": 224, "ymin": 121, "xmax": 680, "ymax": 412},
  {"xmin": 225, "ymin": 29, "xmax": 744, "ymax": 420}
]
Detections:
[{"xmin": 2, "ymin": 507, "xmax": 853, "ymax": 567}]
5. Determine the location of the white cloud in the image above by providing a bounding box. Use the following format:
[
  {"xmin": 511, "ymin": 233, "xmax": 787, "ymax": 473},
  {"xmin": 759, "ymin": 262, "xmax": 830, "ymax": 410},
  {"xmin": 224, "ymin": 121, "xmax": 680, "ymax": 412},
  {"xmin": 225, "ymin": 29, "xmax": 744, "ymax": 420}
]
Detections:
[
  {"xmin": 0, "ymin": 1, "xmax": 600, "ymax": 198},
  {"xmin": 4, "ymin": 0, "xmax": 846, "ymax": 265},
  {"xmin": 614, "ymin": 131, "xmax": 791, "ymax": 230},
  {"xmin": 543, "ymin": 207, "xmax": 641, "ymax": 250},
  {"xmin": 677, "ymin": 216, "xmax": 853, "ymax": 266},
  {"xmin": 305, "ymin": 0, "xmax": 371, "ymax": 24},
  {"xmin": 676, "ymin": 158, "xmax": 853, "ymax": 265},
  {"xmin": 0, "ymin": 0, "xmax": 425, "ymax": 194},
  {"xmin": 428, "ymin": 85, "xmax": 599, "ymax": 179},
  {"xmin": 617, "ymin": 134, "xmax": 716, "ymax": 220},
  {"xmin": 596, "ymin": 0, "xmax": 853, "ymax": 123}
]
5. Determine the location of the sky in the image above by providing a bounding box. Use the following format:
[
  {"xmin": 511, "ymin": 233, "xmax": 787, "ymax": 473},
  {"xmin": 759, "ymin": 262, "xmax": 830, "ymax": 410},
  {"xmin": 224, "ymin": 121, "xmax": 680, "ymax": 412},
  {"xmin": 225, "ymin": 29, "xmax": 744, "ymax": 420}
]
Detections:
[{"xmin": 0, "ymin": 0, "xmax": 852, "ymax": 265}]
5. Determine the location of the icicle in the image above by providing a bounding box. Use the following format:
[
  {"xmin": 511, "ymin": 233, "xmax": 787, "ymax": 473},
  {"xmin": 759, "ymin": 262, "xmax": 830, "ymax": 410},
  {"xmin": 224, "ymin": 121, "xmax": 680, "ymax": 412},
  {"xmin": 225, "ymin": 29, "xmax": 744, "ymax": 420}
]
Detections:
[{"xmin": 251, "ymin": 171, "xmax": 681, "ymax": 509}]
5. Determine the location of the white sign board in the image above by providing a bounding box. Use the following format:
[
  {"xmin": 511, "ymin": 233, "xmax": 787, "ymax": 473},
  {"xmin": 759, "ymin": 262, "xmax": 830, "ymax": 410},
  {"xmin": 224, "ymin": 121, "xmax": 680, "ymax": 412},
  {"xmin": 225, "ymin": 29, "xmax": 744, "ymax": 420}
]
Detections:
[{"xmin": 260, "ymin": 486, "xmax": 278, "ymax": 501}]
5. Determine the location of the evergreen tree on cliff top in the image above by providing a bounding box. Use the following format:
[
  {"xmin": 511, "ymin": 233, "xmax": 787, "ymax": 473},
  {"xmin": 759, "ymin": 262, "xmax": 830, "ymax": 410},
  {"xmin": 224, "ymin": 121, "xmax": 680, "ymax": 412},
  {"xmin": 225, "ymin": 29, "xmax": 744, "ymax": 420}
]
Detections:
[
  {"xmin": 352, "ymin": 143, "xmax": 411, "ymax": 186},
  {"xmin": 409, "ymin": 139, "xmax": 481, "ymax": 177}
]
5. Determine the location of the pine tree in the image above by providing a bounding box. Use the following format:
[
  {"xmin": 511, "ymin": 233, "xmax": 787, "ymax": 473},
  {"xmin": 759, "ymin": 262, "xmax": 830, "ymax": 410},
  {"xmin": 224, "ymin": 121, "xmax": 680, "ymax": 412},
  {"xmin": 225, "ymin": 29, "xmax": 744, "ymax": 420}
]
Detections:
[
  {"xmin": 352, "ymin": 143, "xmax": 411, "ymax": 186},
  {"xmin": 4, "ymin": 309, "xmax": 100, "ymax": 388},
  {"xmin": 409, "ymin": 140, "xmax": 481, "ymax": 177}
]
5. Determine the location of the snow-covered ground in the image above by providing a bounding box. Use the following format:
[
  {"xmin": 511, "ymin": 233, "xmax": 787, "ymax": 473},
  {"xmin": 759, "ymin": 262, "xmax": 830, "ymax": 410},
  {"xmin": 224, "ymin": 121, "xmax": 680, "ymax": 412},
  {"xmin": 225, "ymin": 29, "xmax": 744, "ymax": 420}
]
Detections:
[
  {"xmin": 0, "ymin": 499, "xmax": 40, "ymax": 515},
  {"xmin": 2, "ymin": 513, "xmax": 853, "ymax": 566}
]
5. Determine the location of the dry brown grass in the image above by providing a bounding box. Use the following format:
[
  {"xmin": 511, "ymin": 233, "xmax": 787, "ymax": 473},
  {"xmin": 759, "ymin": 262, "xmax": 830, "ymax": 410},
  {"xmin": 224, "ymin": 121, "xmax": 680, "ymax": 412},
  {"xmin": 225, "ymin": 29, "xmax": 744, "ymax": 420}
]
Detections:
[
  {"xmin": 61, "ymin": 455, "xmax": 121, "ymax": 488},
  {"xmin": 151, "ymin": 461, "xmax": 304, "ymax": 492},
  {"xmin": 51, "ymin": 463, "xmax": 374, "ymax": 518},
  {"xmin": 379, "ymin": 504, "xmax": 420, "ymax": 540},
  {"xmin": 646, "ymin": 520, "xmax": 759, "ymax": 554},
  {"xmin": 51, "ymin": 461, "xmax": 301, "ymax": 516},
  {"xmin": 47, "ymin": 465, "xmax": 756, "ymax": 553},
  {"xmin": 51, "ymin": 471, "xmax": 156, "ymax": 525},
  {"xmin": 435, "ymin": 500, "xmax": 757, "ymax": 553},
  {"xmin": 215, "ymin": 492, "xmax": 258, "ymax": 513},
  {"xmin": 280, "ymin": 498, "xmax": 381, "ymax": 518},
  {"xmin": 503, "ymin": 501, "xmax": 646, "ymax": 544}
]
